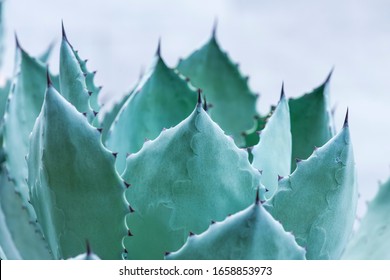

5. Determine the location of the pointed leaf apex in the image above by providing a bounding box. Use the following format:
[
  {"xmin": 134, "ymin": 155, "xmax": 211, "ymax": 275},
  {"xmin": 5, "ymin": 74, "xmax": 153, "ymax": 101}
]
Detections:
[
  {"xmin": 61, "ymin": 20, "xmax": 70, "ymax": 44},
  {"xmin": 343, "ymin": 108, "xmax": 349, "ymax": 128},
  {"xmin": 156, "ymin": 38, "xmax": 162, "ymax": 57},
  {"xmin": 15, "ymin": 33, "xmax": 22, "ymax": 50},
  {"xmin": 203, "ymin": 95, "xmax": 208, "ymax": 111},
  {"xmin": 255, "ymin": 187, "xmax": 260, "ymax": 205},
  {"xmin": 197, "ymin": 89, "xmax": 202, "ymax": 107},
  {"xmin": 324, "ymin": 67, "xmax": 335, "ymax": 85},
  {"xmin": 212, "ymin": 18, "xmax": 218, "ymax": 38},
  {"xmin": 280, "ymin": 82, "xmax": 286, "ymax": 100},
  {"xmin": 46, "ymin": 67, "xmax": 53, "ymax": 88},
  {"xmin": 86, "ymin": 240, "xmax": 91, "ymax": 256}
]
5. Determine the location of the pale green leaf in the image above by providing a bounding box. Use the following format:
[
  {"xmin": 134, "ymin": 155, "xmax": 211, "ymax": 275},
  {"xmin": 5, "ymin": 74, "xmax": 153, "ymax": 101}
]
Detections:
[
  {"xmin": 342, "ymin": 178, "xmax": 390, "ymax": 259},
  {"xmin": 252, "ymin": 91, "xmax": 291, "ymax": 197},
  {"xmin": 166, "ymin": 197, "xmax": 305, "ymax": 260},
  {"xmin": 289, "ymin": 72, "xmax": 335, "ymax": 171},
  {"xmin": 265, "ymin": 114, "xmax": 357, "ymax": 259},
  {"xmin": 122, "ymin": 100, "xmax": 262, "ymax": 259},
  {"xmin": 177, "ymin": 32, "xmax": 258, "ymax": 146},
  {"xmin": 106, "ymin": 52, "xmax": 197, "ymax": 173},
  {"xmin": 27, "ymin": 83, "xmax": 128, "ymax": 259}
]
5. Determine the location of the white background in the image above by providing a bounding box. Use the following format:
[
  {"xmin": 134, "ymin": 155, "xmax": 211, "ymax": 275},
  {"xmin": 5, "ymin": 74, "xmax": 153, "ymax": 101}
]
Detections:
[{"xmin": 2, "ymin": 0, "xmax": 390, "ymax": 218}]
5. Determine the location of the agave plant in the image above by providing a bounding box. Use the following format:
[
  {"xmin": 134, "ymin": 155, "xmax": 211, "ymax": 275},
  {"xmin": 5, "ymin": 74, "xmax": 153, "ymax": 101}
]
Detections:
[{"xmin": 0, "ymin": 6, "xmax": 389, "ymax": 260}]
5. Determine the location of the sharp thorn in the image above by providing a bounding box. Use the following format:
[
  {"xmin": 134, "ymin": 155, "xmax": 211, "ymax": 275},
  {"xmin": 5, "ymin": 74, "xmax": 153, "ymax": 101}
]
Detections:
[
  {"xmin": 343, "ymin": 108, "xmax": 349, "ymax": 128},
  {"xmin": 255, "ymin": 187, "xmax": 260, "ymax": 204},
  {"xmin": 127, "ymin": 230, "xmax": 133, "ymax": 236},
  {"xmin": 15, "ymin": 32, "xmax": 21, "ymax": 50},
  {"xmin": 211, "ymin": 220, "xmax": 216, "ymax": 224},
  {"xmin": 93, "ymin": 111, "xmax": 98, "ymax": 116},
  {"xmin": 61, "ymin": 20, "xmax": 67, "ymax": 39},
  {"xmin": 46, "ymin": 67, "xmax": 52, "ymax": 87},
  {"xmin": 189, "ymin": 232, "xmax": 195, "ymax": 237},
  {"xmin": 212, "ymin": 17, "xmax": 218, "ymax": 38},
  {"xmin": 124, "ymin": 181, "xmax": 131, "ymax": 188},
  {"xmin": 97, "ymin": 128, "xmax": 103, "ymax": 134},
  {"xmin": 295, "ymin": 158, "xmax": 302, "ymax": 163},
  {"xmin": 128, "ymin": 205, "xmax": 135, "ymax": 212},
  {"xmin": 197, "ymin": 89, "xmax": 202, "ymax": 106},
  {"xmin": 164, "ymin": 252, "xmax": 171, "ymax": 256},
  {"xmin": 280, "ymin": 82, "xmax": 285, "ymax": 100},
  {"xmin": 86, "ymin": 240, "xmax": 91, "ymax": 256},
  {"xmin": 82, "ymin": 112, "xmax": 87, "ymax": 117},
  {"xmin": 278, "ymin": 175, "xmax": 284, "ymax": 181},
  {"xmin": 203, "ymin": 95, "xmax": 208, "ymax": 111},
  {"xmin": 112, "ymin": 152, "xmax": 118, "ymax": 158},
  {"xmin": 265, "ymin": 188, "xmax": 269, "ymax": 192},
  {"xmin": 156, "ymin": 37, "xmax": 161, "ymax": 57},
  {"xmin": 324, "ymin": 67, "xmax": 335, "ymax": 85}
]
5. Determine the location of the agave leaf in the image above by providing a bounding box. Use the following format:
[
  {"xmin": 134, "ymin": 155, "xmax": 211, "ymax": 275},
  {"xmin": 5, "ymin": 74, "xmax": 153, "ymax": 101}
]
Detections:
[
  {"xmin": 122, "ymin": 98, "xmax": 262, "ymax": 259},
  {"xmin": 27, "ymin": 82, "xmax": 128, "ymax": 260},
  {"xmin": 177, "ymin": 31, "xmax": 258, "ymax": 146},
  {"xmin": 60, "ymin": 24, "xmax": 95, "ymax": 122},
  {"xmin": 2, "ymin": 44, "xmax": 57, "ymax": 205},
  {"xmin": 100, "ymin": 93, "xmax": 129, "ymax": 143},
  {"xmin": 265, "ymin": 112, "xmax": 357, "ymax": 259},
  {"xmin": 166, "ymin": 194, "xmax": 305, "ymax": 260},
  {"xmin": 0, "ymin": 166, "xmax": 52, "ymax": 259},
  {"xmin": 252, "ymin": 89, "xmax": 291, "ymax": 197},
  {"xmin": 0, "ymin": 79, "xmax": 11, "ymax": 163},
  {"xmin": 342, "ymin": 178, "xmax": 390, "ymax": 259},
  {"xmin": 289, "ymin": 71, "xmax": 335, "ymax": 171},
  {"xmin": 0, "ymin": 178, "xmax": 22, "ymax": 259},
  {"xmin": 106, "ymin": 48, "xmax": 197, "ymax": 173},
  {"xmin": 243, "ymin": 113, "xmax": 269, "ymax": 150},
  {"xmin": 67, "ymin": 28, "xmax": 101, "ymax": 112}
]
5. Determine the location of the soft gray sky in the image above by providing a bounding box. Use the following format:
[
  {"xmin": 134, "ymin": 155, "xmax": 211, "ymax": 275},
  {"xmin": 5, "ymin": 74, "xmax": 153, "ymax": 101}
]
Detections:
[{"xmin": 2, "ymin": 0, "xmax": 390, "ymax": 216}]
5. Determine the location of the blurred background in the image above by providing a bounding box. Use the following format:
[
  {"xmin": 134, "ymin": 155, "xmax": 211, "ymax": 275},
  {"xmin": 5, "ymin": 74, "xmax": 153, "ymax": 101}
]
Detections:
[{"xmin": 1, "ymin": 0, "xmax": 389, "ymax": 217}]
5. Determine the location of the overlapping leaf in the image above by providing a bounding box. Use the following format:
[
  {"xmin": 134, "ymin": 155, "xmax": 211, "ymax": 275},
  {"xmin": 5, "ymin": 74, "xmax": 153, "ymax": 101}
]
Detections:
[
  {"xmin": 27, "ymin": 82, "xmax": 128, "ymax": 259},
  {"xmin": 106, "ymin": 49, "xmax": 197, "ymax": 173},
  {"xmin": 122, "ymin": 99, "xmax": 262, "ymax": 259},
  {"xmin": 59, "ymin": 25, "xmax": 95, "ymax": 123},
  {"xmin": 166, "ymin": 195, "xmax": 305, "ymax": 260},
  {"xmin": 2, "ymin": 44, "xmax": 57, "ymax": 204},
  {"xmin": 251, "ymin": 90, "xmax": 291, "ymax": 197},
  {"xmin": 342, "ymin": 178, "xmax": 390, "ymax": 259},
  {"xmin": 289, "ymin": 72, "xmax": 335, "ymax": 171},
  {"xmin": 0, "ymin": 166, "xmax": 52, "ymax": 259},
  {"xmin": 177, "ymin": 31, "xmax": 258, "ymax": 146},
  {"xmin": 265, "ymin": 114, "xmax": 357, "ymax": 259}
]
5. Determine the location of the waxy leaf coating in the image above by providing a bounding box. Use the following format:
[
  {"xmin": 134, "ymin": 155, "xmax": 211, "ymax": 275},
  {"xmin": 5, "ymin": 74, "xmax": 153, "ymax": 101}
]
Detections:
[
  {"xmin": 27, "ymin": 84, "xmax": 128, "ymax": 259},
  {"xmin": 166, "ymin": 198, "xmax": 305, "ymax": 260},
  {"xmin": 177, "ymin": 33, "xmax": 258, "ymax": 146},
  {"xmin": 122, "ymin": 102, "xmax": 262, "ymax": 259},
  {"xmin": 265, "ymin": 116, "xmax": 357, "ymax": 259}
]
